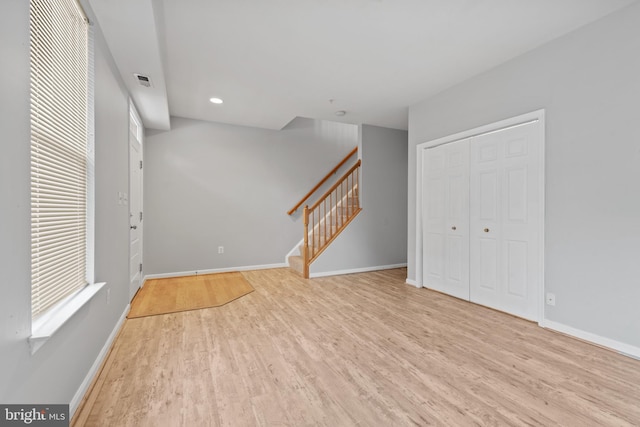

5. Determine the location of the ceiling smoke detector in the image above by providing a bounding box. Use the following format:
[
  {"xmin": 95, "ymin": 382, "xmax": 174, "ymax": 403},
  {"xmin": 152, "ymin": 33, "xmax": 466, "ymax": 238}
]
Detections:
[{"xmin": 134, "ymin": 73, "xmax": 153, "ymax": 88}]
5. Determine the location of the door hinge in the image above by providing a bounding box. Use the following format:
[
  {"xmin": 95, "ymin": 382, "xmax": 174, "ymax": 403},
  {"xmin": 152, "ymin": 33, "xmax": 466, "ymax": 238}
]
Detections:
[
  {"xmin": 139, "ymin": 160, "xmax": 143, "ymax": 169},
  {"xmin": 139, "ymin": 263, "xmax": 143, "ymax": 273},
  {"xmin": 139, "ymin": 211, "xmax": 143, "ymax": 221}
]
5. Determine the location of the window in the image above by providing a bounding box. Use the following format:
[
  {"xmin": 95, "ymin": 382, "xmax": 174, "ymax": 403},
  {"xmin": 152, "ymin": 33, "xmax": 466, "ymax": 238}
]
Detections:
[{"xmin": 30, "ymin": 0, "xmax": 93, "ymax": 319}]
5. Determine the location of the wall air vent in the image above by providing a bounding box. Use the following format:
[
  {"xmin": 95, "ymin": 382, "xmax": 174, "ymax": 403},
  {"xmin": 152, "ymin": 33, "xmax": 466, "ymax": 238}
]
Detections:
[{"xmin": 133, "ymin": 73, "xmax": 153, "ymax": 88}]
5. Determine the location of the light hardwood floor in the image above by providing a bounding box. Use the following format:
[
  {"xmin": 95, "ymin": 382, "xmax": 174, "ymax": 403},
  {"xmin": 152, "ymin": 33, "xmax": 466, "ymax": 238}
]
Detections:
[{"xmin": 73, "ymin": 268, "xmax": 640, "ymax": 426}]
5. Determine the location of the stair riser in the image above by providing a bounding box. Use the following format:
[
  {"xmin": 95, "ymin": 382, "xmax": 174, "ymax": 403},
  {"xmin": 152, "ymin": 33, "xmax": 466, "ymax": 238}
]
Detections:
[{"xmin": 288, "ymin": 255, "xmax": 304, "ymax": 275}]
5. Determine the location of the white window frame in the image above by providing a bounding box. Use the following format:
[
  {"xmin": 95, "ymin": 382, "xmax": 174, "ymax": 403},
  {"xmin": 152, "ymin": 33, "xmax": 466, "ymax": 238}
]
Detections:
[{"xmin": 29, "ymin": 0, "xmax": 103, "ymax": 354}]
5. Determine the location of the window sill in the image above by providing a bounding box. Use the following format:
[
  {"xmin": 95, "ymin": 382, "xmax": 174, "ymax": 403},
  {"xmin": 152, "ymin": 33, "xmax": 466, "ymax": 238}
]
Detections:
[{"xmin": 29, "ymin": 282, "xmax": 106, "ymax": 355}]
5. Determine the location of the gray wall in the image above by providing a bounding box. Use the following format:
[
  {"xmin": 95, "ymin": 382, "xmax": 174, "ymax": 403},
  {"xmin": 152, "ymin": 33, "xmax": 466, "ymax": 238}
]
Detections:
[
  {"xmin": 0, "ymin": 1, "xmax": 132, "ymax": 407},
  {"xmin": 311, "ymin": 125, "xmax": 408, "ymax": 274},
  {"xmin": 408, "ymin": 3, "xmax": 640, "ymax": 348},
  {"xmin": 143, "ymin": 116, "xmax": 358, "ymax": 275}
]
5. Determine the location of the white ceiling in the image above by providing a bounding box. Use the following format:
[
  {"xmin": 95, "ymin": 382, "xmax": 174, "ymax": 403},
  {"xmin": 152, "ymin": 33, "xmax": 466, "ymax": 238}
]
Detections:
[{"xmin": 88, "ymin": 0, "xmax": 636, "ymax": 131}]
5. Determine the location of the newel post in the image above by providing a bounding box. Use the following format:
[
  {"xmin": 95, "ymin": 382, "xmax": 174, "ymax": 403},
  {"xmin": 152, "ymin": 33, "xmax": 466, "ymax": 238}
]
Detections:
[{"xmin": 303, "ymin": 205, "xmax": 310, "ymax": 279}]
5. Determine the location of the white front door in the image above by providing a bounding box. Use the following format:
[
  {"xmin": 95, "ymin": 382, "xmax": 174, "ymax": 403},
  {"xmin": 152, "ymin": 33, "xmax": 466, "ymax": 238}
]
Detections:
[
  {"xmin": 422, "ymin": 139, "xmax": 470, "ymax": 300},
  {"xmin": 469, "ymin": 121, "xmax": 541, "ymax": 321},
  {"xmin": 129, "ymin": 111, "xmax": 143, "ymax": 301}
]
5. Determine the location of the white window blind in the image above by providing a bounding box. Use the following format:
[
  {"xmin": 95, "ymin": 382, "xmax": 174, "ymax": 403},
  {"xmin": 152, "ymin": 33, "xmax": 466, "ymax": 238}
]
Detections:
[{"xmin": 30, "ymin": 0, "xmax": 90, "ymax": 318}]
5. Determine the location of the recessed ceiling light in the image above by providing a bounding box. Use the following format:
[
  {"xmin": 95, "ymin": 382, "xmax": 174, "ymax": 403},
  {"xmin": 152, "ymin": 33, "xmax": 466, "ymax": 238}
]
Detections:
[
  {"xmin": 209, "ymin": 97, "xmax": 223, "ymax": 104},
  {"xmin": 335, "ymin": 110, "xmax": 346, "ymax": 116}
]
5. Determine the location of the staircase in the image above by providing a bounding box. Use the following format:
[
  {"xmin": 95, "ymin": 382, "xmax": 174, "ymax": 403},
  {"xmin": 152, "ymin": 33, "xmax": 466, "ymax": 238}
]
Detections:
[{"xmin": 287, "ymin": 157, "xmax": 362, "ymax": 278}]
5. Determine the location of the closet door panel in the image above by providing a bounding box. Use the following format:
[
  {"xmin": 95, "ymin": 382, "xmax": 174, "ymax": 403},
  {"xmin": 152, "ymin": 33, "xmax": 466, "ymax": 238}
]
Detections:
[
  {"xmin": 422, "ymin": 140, "xmax": 470, "ymax": 300},
  {"xmin": 425, "ymin": 232, "xmax": 444, "ymax": 280},
  {"xmin": 471, "ymin": 140, "xmax": 502, "ymax": 307},
  {"xmin": 478, "ymin": 238, "xmax": 498, "ymax": 291},
  {"xmin": 423, "ymin": 148, "xmax": 445, "ymax": 285},
  {"xmin": 470, "ymin": 122, "xmax": 541, "ymax": 321},
  {"xmin": 505, "ymin": 240, "xmax": 528, "ymax": 298}
]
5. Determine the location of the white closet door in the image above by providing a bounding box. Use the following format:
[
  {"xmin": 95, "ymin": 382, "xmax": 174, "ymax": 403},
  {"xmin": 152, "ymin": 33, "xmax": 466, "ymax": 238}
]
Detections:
[
  {"xmin": 469, "ymin": 122, "xmax": 541, "ymax": 321},
  {"xmin": 422, "ymin": 140, "xmax": 470, "ymax": 300}
]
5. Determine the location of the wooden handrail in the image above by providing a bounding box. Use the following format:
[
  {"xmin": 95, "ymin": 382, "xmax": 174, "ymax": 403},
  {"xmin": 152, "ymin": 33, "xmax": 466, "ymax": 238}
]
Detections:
[
  {"xmin": 287, "ymin": 146, "xmax": 358, "ymax": 215},
  {"xmin": 308, "ymin": 159, "xmax": 361, "ymax": 211}
]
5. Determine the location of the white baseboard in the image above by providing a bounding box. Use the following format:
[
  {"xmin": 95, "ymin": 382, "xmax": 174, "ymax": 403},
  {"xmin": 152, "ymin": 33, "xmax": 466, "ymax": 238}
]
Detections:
[
  {"xmin": 70, "ymin": 303, "xmax": 129, "ymax": 416},
  {"xmin": 143, "ymin": 263, "xmax": 288, "ymax": 282},
  {"xmin": 541, "ymin": 319, "xmax": 640, "ymax": 360},
  {"xmin": 309, "ymin": 263, "xmax": 407, "ymax": 278},
  {"xmin": 405, "ymin": 278, "xmax": 422, "ymax": 288}
]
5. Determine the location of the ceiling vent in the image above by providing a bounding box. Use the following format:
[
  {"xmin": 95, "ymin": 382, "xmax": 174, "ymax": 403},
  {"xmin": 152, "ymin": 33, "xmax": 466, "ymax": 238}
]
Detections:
[{"xmin": 133, "ymin": 73, "xmax": 153, "ymax": 88}]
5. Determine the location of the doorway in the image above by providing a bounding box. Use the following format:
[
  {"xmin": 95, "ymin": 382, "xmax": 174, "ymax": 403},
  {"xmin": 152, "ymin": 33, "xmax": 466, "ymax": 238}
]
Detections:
[{"xmin": 129, "ymin": 104, "xmax": 144, "ymax": 301}]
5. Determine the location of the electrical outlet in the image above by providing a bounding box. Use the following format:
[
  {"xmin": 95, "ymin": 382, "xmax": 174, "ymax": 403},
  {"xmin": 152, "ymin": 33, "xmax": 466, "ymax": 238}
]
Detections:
[
  {"xmin": 218, "ymin": 246, "xmax": 224, "ymax": 254},
  {"xmin": 546, "ymin": 292, "xmax": 556, "ymax": 306},
  {"xmin": 106, "ymin": 288, "xmax": 111, "ymax": 305}
]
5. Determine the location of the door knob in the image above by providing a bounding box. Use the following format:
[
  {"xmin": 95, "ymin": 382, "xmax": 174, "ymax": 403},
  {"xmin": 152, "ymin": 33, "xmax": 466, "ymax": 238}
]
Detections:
[
  {"xmin": 130, "ymin": 225, "xmax": 137, "ymax": 230},
  {"xmin": 484, "ymin": 228, "xmax": 489, "ymax": 233},
  {"xmin": 451, "ymin": 226, "xmax": 457, "ymax": 230}
]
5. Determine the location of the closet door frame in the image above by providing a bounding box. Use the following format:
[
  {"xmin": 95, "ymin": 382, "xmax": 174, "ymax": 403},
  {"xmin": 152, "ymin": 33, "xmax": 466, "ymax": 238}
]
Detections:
[{"xmin": 415, "ymin": 109, "xmax": 545, "ymax": 324}]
